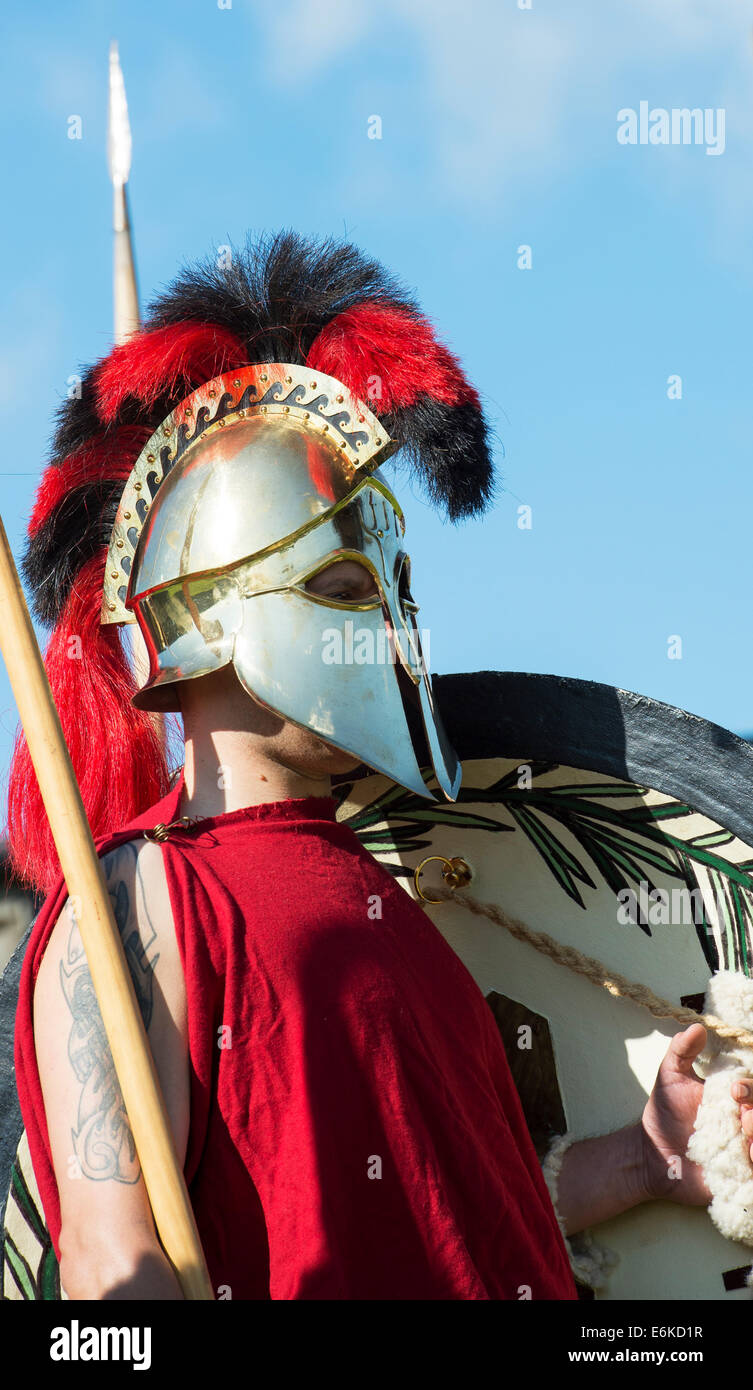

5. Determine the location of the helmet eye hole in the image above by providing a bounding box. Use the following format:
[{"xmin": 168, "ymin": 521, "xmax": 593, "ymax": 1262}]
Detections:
[{"xmin": 303, "ymin": 559, "xmax": 380, "ymax": 605}]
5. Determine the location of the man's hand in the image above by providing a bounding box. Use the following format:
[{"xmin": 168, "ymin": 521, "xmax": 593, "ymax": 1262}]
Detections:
[
  {"xmin": 557, "ymin": 1023, "xmax": 753, "ymax": 1235},
  {"xmin": 732, "ymin": 1076, "xmax": 753, "ymax": 1158},
  {"xmin": 640, "ymin": 1023, "xmax": 753, "ymax": 1206}
]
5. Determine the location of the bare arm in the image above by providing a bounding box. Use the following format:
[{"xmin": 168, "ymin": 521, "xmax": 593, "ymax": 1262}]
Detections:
[
  {"xmin": 34, "ymin": 839, "xmax": 189, "ymax": 1299},
  {"xmin": 555, "ymin": 1123, "xmax": 649, "ymax": 1236}
]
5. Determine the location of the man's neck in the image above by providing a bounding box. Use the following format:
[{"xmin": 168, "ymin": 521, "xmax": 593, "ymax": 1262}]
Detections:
[{"xmin": 179, "ymin": 726, "xmax": 333, "ymax": 820}]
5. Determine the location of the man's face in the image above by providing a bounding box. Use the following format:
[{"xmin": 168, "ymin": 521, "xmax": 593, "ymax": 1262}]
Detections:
[
  {"xmin": 278, "ymin": 558, "xmax": 380, "ymax": 776},
  {"xmin": 181, "ymin": 558, "xmax": 382, "ymax": 780},
  {"xmin": 243, "ymin": 555, "xmax": 418, "ymax": 781}
]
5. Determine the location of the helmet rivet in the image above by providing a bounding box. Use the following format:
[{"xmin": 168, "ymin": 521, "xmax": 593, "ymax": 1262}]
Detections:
[
  {"xmin": 260, "ymin": 374, "xmax": 268, "ymax": 383},
  {"xmin": 261, "ymin": 405, "xmax": 267, "ymax": 413},
  {"xmin": 185, "ymin": 406, "xmax": 193, "ymax": 417},
  {"xmin": 358, "ymin": 416, "xmax": 365, "ymax": 423},
  {"xmin": 163, "ymin": 425, "xmax": 172, "ymax": 436},
  {"xmin": 285, "ymin": 375, "xmax": 292, "ymax": 384},
  {"xmin": 108, "ymin": 603, "xmax": 116, "ymax": 611},
  {"xmin": 336, "ymin": 394, "xmax": 344, "ymax": 403},
  {"xmin": 310, "ymin": 380, "xmax": 317, "ymax": 389},
  {"xmin": 233, "ymin": 379, "xmax": 242, "ymax": 388},
  {"xmin": 111, "ymin": 571, "xmax": 118, "ymax": 579},
  {"xmin": 147, "ymin": 454, "xmax": 155, "ymax": 463},
  {"xmin": 377, "ymin": 530, "xmax": 384, "ymax": 537},
  {"xmin": 303, "ymin": 411, "xmax": 310, "ymax": 420},
  {"xmin": 283, "ymin": 405, "xmax": 290, "ymax": 413},
  {"xmin": 322, "ymin": 424, "xmax": 329, "ymax": 432},
  {"xmin": 123, "ymin": 511, "xmax": 131, "ymax": 520},
  {"xmin": 116, "ymin": 540, "xmax": 124, "ymax": 549},
  {"xmin": 134, "ymin": 482, "xmax": 142, "ymax": 491}
]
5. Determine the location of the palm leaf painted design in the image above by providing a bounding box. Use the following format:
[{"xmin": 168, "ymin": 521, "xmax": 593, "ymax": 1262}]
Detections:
[
  {"xmin": 1, "ymin": 1145, "xmax": 60, "ymax": 1301},
  {"xmin": 335, "ymin": 777, "xmax": 513, "ymax": 874},
  {"xmin": 336, "ymin": 762, "xmax": 753, "ymax": 977}
]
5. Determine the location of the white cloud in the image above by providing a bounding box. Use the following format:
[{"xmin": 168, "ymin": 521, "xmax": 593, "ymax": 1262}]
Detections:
[
  {"xmin": 33, "ymin": 49, "xmax": 100, "ymax": 116},
  {"xmin": 257, "ymin": 0, "xmax": 372, "ymax": 82},
  {"xmin": 626, "ymin": 0, "xmax": 745, "ymax": 46},
  {"xmin": 258, "ymin": 0, "xmax": 753, "ymax": 213},
  {"xmin": 137, "ymin": 48, "xmax": 227, "ymax": 139}
]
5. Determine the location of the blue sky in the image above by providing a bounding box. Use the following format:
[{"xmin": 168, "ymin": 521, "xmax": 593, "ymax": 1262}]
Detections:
[{"xmin": 1, "ymin": 0, "xmax": 753, "ymax": 802}]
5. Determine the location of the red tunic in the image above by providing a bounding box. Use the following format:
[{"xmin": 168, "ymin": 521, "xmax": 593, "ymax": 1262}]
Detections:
[{"xmin": 14, "ymin": 778, "xmax": 577, "ymax": 1300}]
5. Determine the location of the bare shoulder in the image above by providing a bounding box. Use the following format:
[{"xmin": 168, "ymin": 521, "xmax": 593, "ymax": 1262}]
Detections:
[
  {"xmin": 99, "ymin": 836, "xmax": 184, "ymax": 1012},
  {"xmin": 99, "ymin": 835, "xmax": 174, "ymax": 924},
  {"xmin": 98, "ymin": 837, "xmax": 178, "ymax": 949},
  {"xmin": 37, "ymin": 834, "xmax": 186, "ymax": 1032}
]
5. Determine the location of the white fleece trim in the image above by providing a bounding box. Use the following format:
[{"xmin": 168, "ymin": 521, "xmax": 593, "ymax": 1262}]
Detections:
[
  {"xmin": 540, "ymin": 1132, "xmax": 620, "ymax": 1290},
  {"xmin": 686, "ymin": 971, "xmax": 753, "ymax": 1272}
]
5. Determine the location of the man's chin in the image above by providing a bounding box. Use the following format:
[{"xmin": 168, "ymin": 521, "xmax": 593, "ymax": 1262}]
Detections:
[
  {"xmin": 277, "ymin": 739, "xmax": 363, "ymax": 780},
  {"xmin": 316, "ymin": 743, "xmax": 364, "ymax": 775}
]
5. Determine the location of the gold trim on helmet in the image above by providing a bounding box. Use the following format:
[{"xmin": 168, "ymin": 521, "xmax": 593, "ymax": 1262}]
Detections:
[{"xmin": 101, "ymin": 362, "xmax": 396, "ymax": 626}]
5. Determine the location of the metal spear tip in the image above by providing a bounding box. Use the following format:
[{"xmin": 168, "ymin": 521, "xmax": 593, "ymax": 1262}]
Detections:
[{"xmin": 108, "ymin": 39, "xmax": 132, "ymax": 188}]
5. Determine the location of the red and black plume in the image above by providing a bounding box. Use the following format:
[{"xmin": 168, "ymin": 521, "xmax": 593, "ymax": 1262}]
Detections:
[{"xmin": 9, "ymin": 230, "xmax": 494, "ymax": 891}]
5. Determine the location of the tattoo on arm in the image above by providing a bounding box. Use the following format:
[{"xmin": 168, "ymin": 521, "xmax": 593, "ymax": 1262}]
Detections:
[{"xmin": 59, "ymin": 842, "xmax": 160, "ymax": 1184}]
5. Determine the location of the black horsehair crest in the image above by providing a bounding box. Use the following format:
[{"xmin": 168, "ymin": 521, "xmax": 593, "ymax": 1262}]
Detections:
[{"xmin": 23, "ymin": 231, "xmax": 493, "ymax": 630}]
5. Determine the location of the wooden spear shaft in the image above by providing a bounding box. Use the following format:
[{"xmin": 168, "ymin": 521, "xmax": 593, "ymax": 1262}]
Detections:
[
  {"xmin": 0, "ymin": 517, "xmax": 213, "ymax": 1300},
  {"xmin": 113, "ymin": 181, "xmax": 140, "ymax": 346}
]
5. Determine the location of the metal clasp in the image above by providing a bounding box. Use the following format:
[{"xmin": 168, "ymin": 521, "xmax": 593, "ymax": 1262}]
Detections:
[
  {"xmin": 414, "ymin": 854, "xmax": 472, "ymax": 904},
  {"xmin": 144, "ymin": 815, "xmax": 199, "ymax": 842}
]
